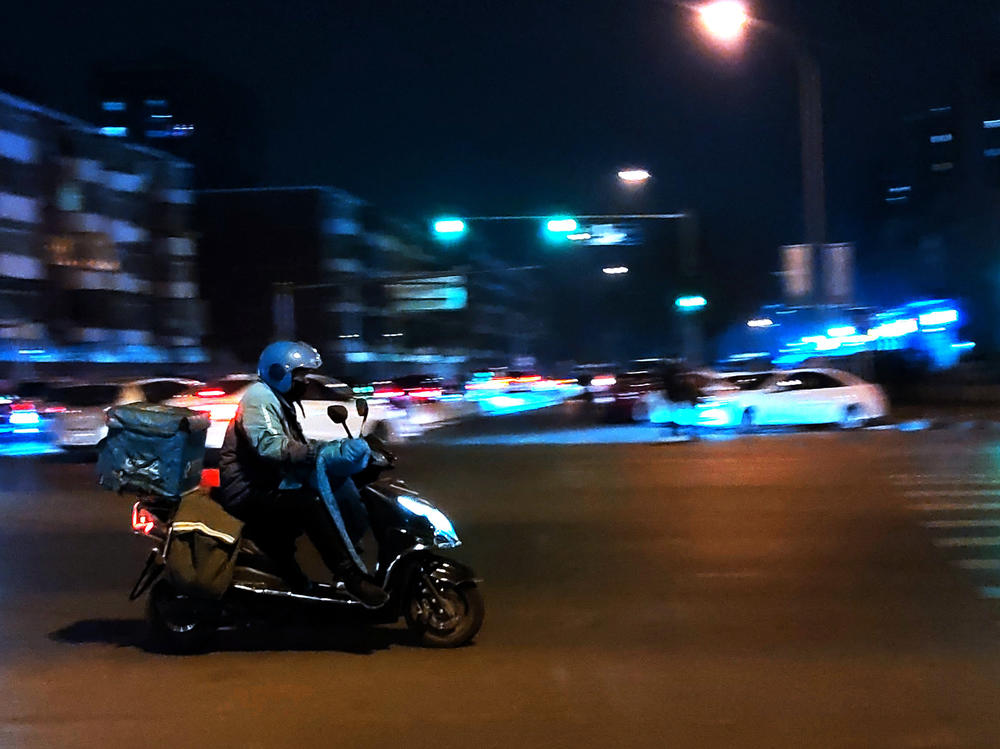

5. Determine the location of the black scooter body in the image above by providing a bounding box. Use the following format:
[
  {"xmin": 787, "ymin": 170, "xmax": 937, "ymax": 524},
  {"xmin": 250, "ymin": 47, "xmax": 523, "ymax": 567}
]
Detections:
[{"xmin": 129, "ymin": 421, "xmax": 484, "ymax": 650}]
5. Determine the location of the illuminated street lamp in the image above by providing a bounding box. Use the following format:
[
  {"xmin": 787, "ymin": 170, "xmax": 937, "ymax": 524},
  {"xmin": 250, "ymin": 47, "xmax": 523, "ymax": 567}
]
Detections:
[
  {"xmin": 617, "ymin": 168, "xmax": 651, "ymax": 184},
  {"xmin": 698, "ymin": 1, "xmax": 750, "ymax": 44}
]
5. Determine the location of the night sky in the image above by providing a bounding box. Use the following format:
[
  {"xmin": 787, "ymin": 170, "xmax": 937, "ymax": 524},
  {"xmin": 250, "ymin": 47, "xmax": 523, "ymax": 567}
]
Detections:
[{"xmin": 3, "ymin": 1, "xmax": 998, "ymax": 329}]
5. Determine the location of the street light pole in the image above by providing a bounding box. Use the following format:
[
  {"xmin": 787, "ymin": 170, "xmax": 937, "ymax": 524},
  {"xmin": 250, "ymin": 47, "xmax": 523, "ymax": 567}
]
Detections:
[
  {"xmin": 795, "ymin": 43, "xmax": 827, "ymax": 248},
  {"xmin": 696, "ymin": 2, "xmax": 827, "ymax": 247}
]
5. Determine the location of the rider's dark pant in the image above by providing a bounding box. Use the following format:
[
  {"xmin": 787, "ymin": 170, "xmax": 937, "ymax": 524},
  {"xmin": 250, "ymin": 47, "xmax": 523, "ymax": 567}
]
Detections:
[{"xmin": 237, "ymin": 488, "xmax": 356, "ymax": 586}]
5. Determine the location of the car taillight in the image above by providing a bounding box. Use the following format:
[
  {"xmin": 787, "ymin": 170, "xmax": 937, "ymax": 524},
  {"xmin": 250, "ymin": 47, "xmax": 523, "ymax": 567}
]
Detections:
[
  {"xmin": 408, "ymin": 387, "xmax": 443, "ymax": 399},
  {"xmin": 376, "ymin": 389, "xmax": 406, "ymax": 399},
  {"xmin": 197, "ymin": 389, "xmax": 227, "ymax": 397},
  {"xmin": 131, "ymin": 502, "xmax": 158, "ymax": 536},
  {"xmin": 9, "ymin": 402, "xmax": 40, "ymax": 426}
]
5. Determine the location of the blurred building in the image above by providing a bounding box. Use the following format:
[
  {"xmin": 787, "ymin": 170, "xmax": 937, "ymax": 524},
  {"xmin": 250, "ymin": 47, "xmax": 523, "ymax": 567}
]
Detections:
[
  {"xmin": 196, "ymin": 186, "xmax": 535, "ymax": 377},
  {"xmin": 93, "ymin": 68, "xmax": 196, "ymax": 159},
  {"xmin": 0, "ymin": 88, "xmax": 205, "ymax": 366},
  {"xmin": 869, "ymin": 72, "xmax": 1000, "ymax": 350}
]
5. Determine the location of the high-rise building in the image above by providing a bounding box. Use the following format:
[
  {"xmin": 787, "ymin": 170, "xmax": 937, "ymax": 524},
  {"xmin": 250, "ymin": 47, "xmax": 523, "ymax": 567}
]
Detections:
[
  {"xmin": 94, "ymin": 69, "xmax": 195, "ymax": 158},
  {"xmin": 0, "ymin": 88, "xmax": 205, "ymax": 365},
  {"xmin": 196, "ymin": 186, "xmax": 534, "ymax": 377},
  {"xmin": 869, "ymin": 66, "xmax": 1000, "ymax": 349}
]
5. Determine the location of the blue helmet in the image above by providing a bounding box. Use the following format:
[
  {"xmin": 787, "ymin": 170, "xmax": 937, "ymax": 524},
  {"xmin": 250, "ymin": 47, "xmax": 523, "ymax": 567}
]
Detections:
[{"xmin": 257, "ymin": 341, "xmax": 323, "ymax": 394}]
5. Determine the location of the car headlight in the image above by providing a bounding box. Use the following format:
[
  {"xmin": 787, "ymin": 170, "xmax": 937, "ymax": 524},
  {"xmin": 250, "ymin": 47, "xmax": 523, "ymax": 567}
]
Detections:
[{"xmin": 698, "ymin": 408, "xmax": 730, "ymax": 426}]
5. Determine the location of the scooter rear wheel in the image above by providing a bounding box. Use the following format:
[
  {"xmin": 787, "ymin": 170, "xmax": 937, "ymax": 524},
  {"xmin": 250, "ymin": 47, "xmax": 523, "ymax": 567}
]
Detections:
[
  {"xmin": 147, "ymin": 580, "xmax": 219, "ymax": 653},
  {"xmin": 404, "ymin": 579, "xmax": 484, "ymax": 648}
]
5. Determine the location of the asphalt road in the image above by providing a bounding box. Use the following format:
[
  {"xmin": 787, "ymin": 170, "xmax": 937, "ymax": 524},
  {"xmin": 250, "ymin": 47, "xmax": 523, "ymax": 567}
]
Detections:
[{"xmin": 2, "ymin": 409, "xmax": 1000, "ymax": 748}]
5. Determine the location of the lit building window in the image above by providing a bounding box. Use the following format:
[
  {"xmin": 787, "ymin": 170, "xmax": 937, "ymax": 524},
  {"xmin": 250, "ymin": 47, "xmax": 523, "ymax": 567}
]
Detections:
[
  {"xmin": 98, "ymin": 126, "xmax": 128, "ymax": 137},
  {"xmin": 984, "ymin": 119, "xmax": 1000, "ymax": 129},
  {"xmin": 929, "ymin": 133, "xmax": 953, "ymax": 143},
  {"xmin": 985, "ymin": 148, "xmax": 1000, "ymax": 158},
  {"xmin": 887, "ymin": 185, "xmax": 911, "ymax": 194},
  {"xmin": 101, "ymin": 101, "xmax": 126, "ymax": 112}
]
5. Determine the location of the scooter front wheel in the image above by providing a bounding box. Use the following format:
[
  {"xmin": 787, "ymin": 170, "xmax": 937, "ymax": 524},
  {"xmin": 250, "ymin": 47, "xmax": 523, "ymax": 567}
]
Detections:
[
  {"xmin": 147, "ymin": 580, "xmax": 219, "ymax": 653},
  {"xmin": 404, "ymin": 578, "xmax": 484, "ymax": 648}
]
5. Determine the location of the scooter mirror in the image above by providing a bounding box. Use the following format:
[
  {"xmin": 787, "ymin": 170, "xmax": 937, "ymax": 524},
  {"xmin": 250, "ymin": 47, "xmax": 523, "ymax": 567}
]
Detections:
[
  {"xmin": 356, "ymin": 398, "xmax": 369, "ymax": 418},
  {"xmin": 327, "ymin": 405, "xmax": 349, "ymax": 424}
]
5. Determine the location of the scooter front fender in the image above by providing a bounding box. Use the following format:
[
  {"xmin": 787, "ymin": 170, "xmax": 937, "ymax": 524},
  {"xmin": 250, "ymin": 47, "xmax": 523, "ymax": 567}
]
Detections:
[{"xmin": 385, "ymin": 552, "xmax": 481, "ymax": 605}]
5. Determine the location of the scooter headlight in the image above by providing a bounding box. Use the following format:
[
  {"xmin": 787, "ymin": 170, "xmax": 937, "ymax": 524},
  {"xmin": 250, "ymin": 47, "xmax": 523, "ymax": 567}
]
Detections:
[{"xmin": 397, "ymin": 496, "xmax": 460, "ymax": 547}]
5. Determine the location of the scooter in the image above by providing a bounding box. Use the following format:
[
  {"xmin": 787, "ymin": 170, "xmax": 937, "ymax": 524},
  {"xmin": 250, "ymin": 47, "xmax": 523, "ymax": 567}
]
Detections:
[{"xmin": 127, "ymin": 398, "xmax": 484, "ymax": 651}]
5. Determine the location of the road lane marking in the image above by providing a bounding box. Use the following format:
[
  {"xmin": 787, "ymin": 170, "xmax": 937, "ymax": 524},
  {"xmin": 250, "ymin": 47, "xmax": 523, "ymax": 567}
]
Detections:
[
  {"xmin": 892, "ymin": 474, "xmax": 997, "ymax": 481},
  {"xmin": 905, "ymin": 490, "xmax": 1000, "ymax": 498},
  {"xmin": 910, "ymin": 503, "xmax": 1000, "ymax": 512},
  {"xmin": 957, "ymin": 560, "xmax": 1000, "ymax": 570},
  {"xmin": 922, "ymin": 520, "xmax": 1000, "ymax": 529},
  {"xmin": 934, "ymin": 537, "xmax": 1000, "ymax": 548}
]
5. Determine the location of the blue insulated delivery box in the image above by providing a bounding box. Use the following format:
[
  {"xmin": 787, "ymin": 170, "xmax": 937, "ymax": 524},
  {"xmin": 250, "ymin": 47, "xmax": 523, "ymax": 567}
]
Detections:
[{"xmin": 98, "ymin": 403, "xmax": 211, "ymax": 499}]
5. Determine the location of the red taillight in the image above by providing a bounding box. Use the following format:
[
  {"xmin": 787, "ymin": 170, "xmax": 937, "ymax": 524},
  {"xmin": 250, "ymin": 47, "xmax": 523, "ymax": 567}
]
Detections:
[
  {"xmin": 408, "ymin": 387, "xmax": 442, "ymax": 399},
  {"xmin": 131, "ymin": 502, "xmax": 157, "ymax": 536},
  {"xmin": 197, "ymin": 389, "xmax": 227, "ymax": 397},
  {"xmin": 200, "ymin": 469, "xmax": 220, "ymax": 488},
  {"xmin": 376, "ymin": 389, "xmax": 406, "ymax": 399},
  {"xmin": 11, "ymin": 401, "xmax": 35, "ymax": 411},
  {"xmin": 41, "ymin": 405, "xmax": 66, "ymax": 414}
]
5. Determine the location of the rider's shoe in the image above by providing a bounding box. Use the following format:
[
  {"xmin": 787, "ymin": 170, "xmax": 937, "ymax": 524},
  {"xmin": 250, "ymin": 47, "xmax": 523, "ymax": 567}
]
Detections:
[{"xmin": 335, "ymin": 563, "xmax": 389, "ymax": 608}]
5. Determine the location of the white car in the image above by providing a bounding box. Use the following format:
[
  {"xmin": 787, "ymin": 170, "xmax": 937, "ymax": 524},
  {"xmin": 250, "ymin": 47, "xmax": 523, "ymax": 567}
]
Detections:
[
  {"xmin": 48, "ymin": 378, "xmax": 203, "ymax": 448},
  {"xmin": 166, "ymin": 374, "xmax": 417, "ymax": 450},
  {"xmin": 684, "ymin": 368, "xmax": 889, "ymax": 429}
]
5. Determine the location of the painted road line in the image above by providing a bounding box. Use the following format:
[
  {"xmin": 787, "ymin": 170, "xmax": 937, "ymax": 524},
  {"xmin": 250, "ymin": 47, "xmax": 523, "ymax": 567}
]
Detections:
[
  {"xmin": 905, "ymin": 490, "xmax": 1000, "ymax": 498},
  {"xmin": 910, "ymin": 503, "xmax": 1000, "ymax": 512},
  {"xmin": 956, "ymin": 560, "xmax": 1000, "ymax": 570},
  {"xmin": 934, "ymin": 536, "xmax": 1000, "ymax": 548},
  {"xmin": 922, "ymin": 520, "xmax": 1000, "ymax": 529},
  {"xmin": 892, "ymin": 474, "xmax": 996, "ymax": 481}
]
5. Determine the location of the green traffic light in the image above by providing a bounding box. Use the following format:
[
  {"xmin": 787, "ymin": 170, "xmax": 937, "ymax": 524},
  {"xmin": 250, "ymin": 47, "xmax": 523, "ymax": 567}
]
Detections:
[
  {"xmin": 545, "ymin": 217, "xmax": 578, "ymax": 233},
  {"xmin": 433, "ymin": 218, "xmax": 467, "ymax": 236}
]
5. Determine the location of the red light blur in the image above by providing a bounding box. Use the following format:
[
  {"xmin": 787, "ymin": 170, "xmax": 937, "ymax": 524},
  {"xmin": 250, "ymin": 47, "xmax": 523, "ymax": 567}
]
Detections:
[
  {"xmin": 11, "ymin": 401, "xmax": 35, "ymax": 411},
  {"xmin": 41, "ymin": 405, "xmax": 66, "ymax": 414},
  {"xmin": 197, "ymin": 389, "xmax": 226, "ymax": 398},
  {"xmin": 200, "ymin": 468, "xmax": 220, "ymax": 488},
  {"xmin": 375, "ymin": 389, "xmax": 406, "ymax": 399},
  {"xmin": 408, "ymin": 387, "xmax": 443, "ymax": 399},
  {"xmin": 131, "ymin": 503, "xmax": 156, "ymax": 535}
]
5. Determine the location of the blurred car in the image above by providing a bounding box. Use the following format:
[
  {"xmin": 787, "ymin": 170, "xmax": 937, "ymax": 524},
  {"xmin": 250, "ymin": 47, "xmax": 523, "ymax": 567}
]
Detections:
[
  {"xmin": 48, "ymin": 378, "xmax": 203, "ymax": 448},
  {"xmin": 167, "ymin": 373, "xmax": 416, "ymax": 450},
  {"xmin": 13, "ymin": 378, "xmax": 78, "ymax": 417},
  {"xmin": 684, "ymin": 368, "xmax": 889, "ymax": 429},
  {"xmin": 373, "ymin": 374, "xmax": 462, "ymax": 403},
  {"xmin": 592, "ymin": 369, "xmax": 667, "ymax": 422},
  {"xmin": 0, "ymin": 394, "xmax": 42, "ymax": 437}
]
